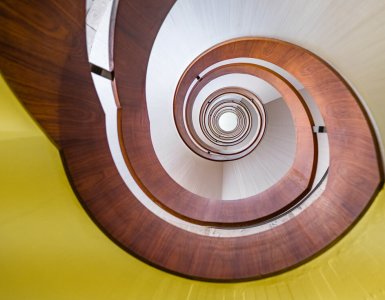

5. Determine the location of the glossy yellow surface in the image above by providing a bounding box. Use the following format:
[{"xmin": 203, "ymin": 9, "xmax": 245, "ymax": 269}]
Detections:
[{"xmin": 1, "ymin": 75, "xmax": 385, "ymax": 299}]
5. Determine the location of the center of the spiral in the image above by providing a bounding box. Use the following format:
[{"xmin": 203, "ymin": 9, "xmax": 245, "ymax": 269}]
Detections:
[{"xmin": 218, "ymin": 111, "xmax": 238, "ymax": 132}]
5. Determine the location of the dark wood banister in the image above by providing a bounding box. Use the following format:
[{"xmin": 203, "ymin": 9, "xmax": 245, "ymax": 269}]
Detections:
[{"xmin": 1, "ymin": 0, "xmax": 383, "ymax": 281}]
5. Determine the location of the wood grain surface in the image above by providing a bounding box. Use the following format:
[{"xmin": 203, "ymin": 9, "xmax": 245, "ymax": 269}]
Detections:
[
  {"xmin": 1, "ymin": 0, "xmax": 383, "ymax": 281},
  {"xmin": 123, "ymin": 61, "xmax": 318, "ymax": 225}
]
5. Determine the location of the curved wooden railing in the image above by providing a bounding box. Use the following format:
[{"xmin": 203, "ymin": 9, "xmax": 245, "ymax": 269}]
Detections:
[
  {"xmin": 119, "ymin": 60, "xmax": 317, "ymax": 225},
  {"xmin": 0, "ymin": 0, "xmax": 383, "ymax": 281}
]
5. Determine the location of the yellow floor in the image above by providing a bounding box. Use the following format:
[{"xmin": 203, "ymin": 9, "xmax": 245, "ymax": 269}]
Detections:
[{"xmin": 1, "ymin": 75, "xmax": 385, "ymax": 299}]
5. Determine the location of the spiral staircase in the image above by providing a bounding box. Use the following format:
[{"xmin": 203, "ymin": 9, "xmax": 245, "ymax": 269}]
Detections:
[{"xmin": 1, "ymin": 0, "xmax": 385, "ymax": 297}]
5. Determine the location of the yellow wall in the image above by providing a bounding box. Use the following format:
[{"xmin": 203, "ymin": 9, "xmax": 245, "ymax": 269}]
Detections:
[{"xmin": 1, "ymin": 75, "xmax": 385, "ymax": 299}]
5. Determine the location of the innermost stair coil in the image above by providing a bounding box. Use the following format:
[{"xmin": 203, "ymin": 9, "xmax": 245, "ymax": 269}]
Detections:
[{"xmin": 194, "ymin": 87, "xmax": 266, "ymax": 157}]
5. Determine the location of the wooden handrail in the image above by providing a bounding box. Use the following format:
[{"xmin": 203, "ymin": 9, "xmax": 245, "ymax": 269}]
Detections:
[
  {"xmin": 1, "ymin": 0, "xmax": 382, "ymax": 281},
  {"xmin": 117, "ymin": 60, "xmax": 317, "ymax": 225}
]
